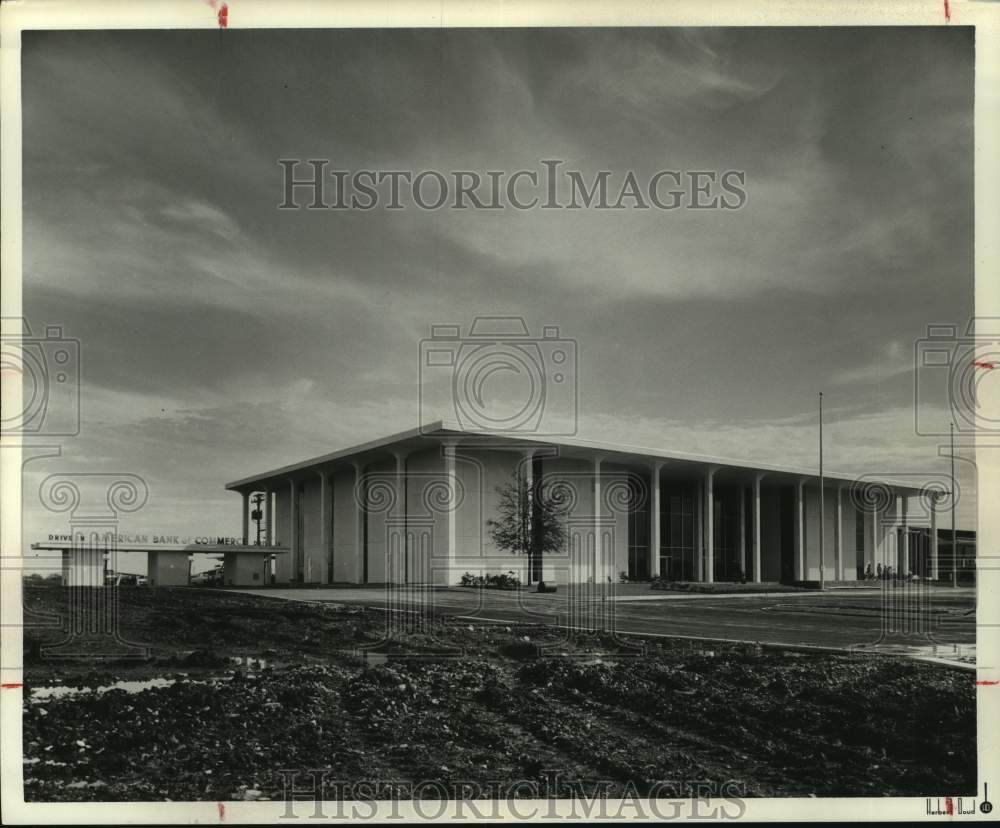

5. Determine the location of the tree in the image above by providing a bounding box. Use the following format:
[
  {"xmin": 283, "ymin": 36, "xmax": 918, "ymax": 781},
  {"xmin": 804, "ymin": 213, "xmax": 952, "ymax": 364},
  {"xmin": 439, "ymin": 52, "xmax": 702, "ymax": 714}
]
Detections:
[{"xmin": 487, "ymin": 468, "xmax": 569, "ymax": 583}]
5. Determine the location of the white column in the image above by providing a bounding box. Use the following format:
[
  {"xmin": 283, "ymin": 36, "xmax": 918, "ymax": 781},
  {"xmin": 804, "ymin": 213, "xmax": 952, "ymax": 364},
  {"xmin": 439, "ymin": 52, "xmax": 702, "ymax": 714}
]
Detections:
[
  {"xmin": 834, "ymin": 486, "xmax": 843, "ymax": 581},
  {"xmin": 240, "ymin": 490, "xmax": 250, "ymax": 545},
  {"xmin": 288, "ymin": 479, "xmax": 298, "ymax": 581},
  {"xmin": 694, "ymin": 481, "xmax": 703, "ymax": 582},
  {"xmin": 873, "ymin": 500, "xmax": 881, "ymax": 571},
  {"xmin": 819, "ymin": 483, "xmax": 826, "ymax": 588},
  {"xmin": 393, "ymin": 451, "xmax": 408, "ymax": 585},
  {"xmin": 650, "ymin": 462, "xmax": 663, "ymax": 579},
  {"xmin": 833, "ymin": 486, "xmax": 844, "ymax": 581},
  {"xmin": 899, "ymin": 495, "xmax": 910, "ymax": 577},
  {"xmin": 265, "ymin": 488, "xmax": 273, "ymax": 545},
  {"xmin": 930, "ymin": 494, "xmax": 939, "ymax": 580},
  {"xmin": 443, "ymin": 441, "xmax": 457, "ymax": 585},
  {"xmin": 593, "ymin": 456, "xmax": 604, "ymax": 585},
  {"xmin": 892, "ymin": 494, "xmax": 906, "ymax": 576},
  {"xmin": 738, "ymin": 484, "xmax": 746, "ymax": 579},
  {"xmin": 752, "ymin": 474, "xmax": 763, "ymax": 583},
  {"xmin": 353, "ymin": 461, "xmax": 366, "ymax": 583},
  {"xmin": 704, "ymin": 467, "xmax": 715, "ymax": 584},
  {"xmin": 318, "ymin": 471, "xmax": 331, "ymax": 584},
  {"xmin": 794, "ymin": 479, "xmax": 805, "ymax": 581}
]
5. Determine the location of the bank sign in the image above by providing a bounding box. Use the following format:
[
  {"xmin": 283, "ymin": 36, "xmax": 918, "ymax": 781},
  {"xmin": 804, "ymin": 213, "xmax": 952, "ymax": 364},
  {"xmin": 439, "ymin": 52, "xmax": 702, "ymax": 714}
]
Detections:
[{"xmin": 44, "ymin": 533, "xmax": 281, "ymax": 547}]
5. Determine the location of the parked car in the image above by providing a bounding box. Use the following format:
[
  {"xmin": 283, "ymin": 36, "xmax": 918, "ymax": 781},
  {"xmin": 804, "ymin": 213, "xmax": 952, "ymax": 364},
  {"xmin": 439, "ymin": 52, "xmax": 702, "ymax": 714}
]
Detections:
[
  {"xmin": 104, "ymin": 572, "xmax": 148, "ymax": 586},
  {"xmin": 191, "ymin": 566, "xmax": 224, "ymax": 586}
]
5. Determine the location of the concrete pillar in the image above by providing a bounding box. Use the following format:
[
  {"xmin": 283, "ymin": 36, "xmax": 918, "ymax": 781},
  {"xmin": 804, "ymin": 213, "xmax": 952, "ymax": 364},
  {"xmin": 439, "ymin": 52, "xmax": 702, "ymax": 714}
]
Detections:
[
  {"xmin": 64, "ymin": 546, "xmax": 104, "ymax": 587},
  {"xmin": 738, "ymin": 484, "xmax": 746, "ymax": 579},
  {"xmin": 150, "ymin": 550, "xmax": 189, "ymax": 586},
  {"xmin": 930, "ymin": 494, "xmax": 939, "ymax": 580},
  {"xmin": 794, "ymin": 479, "xmax": 805, "ymax": 581},
  {"xmin": 265, "ymin": 488, "xmax": 273, "ymax": 545},
  {"xmin": 694, "ymin": 481, "xmax": 703, "ymax": 582},
  {"xmin": 61, "ymin": 550, "xmax": 72, "ymax": 585},
  {"xmin": 288, "ymin": 479, "xmax": 299, "ymax": 582},
  {"xmin": 834, "ymin": 486, "xmax": 843, "ymax": 581},
  {"xmin": 704, "ymin": 467, "xmax": 715, "ymax": 584},
  {"xmin": 593, "ymin": 456, "xmax": 603, "ymax": 584},
  {"xmin": 393, "ymin": 451, "xmax": 408, "ymax": 585},
  {"xmin": 650, "ymin": 462, "xmax": 663, "ymax": 579},
  {"xmin": 318, "ymin": 471, "xmax": 331, "ymax": 584},
  {"xmin": 443, "ymin": 441, "xmax": 457, "ymax": 586},
  {"xmin": 240, "ymin": 490, "xmax": 250, "ymax": 545},
  {"xmin": 893, "ymin": 494, "xmax": 901, "ymax": 574},
  {"xmin": 869, "ymin": 501, "xmax": 877, "ymax": 570},
  {"xmin": 752, "ymin": 474, "xmax": 763, "ymax": 583},
  {"xmin": 898, "ymin": 495, "xmax": 909, "ymax": 576},
  {"xmin": 872, "ymin": 501, "xmax": 881, "ymax": 571},
  {"xmin": 353, "ymin": 461, "xmax": 366, "ymax": 583}
]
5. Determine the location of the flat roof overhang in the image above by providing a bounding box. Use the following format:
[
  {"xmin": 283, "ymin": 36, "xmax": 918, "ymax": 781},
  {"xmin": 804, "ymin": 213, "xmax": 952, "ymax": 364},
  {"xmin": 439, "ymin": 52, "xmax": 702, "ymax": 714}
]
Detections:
[
  {"xmin": 30, "ymin": 543, "xmax": 290, "ymax": 555},
  {"xmin": 225, "ymin": 419, "xmax": 925, "ymax": 497}
]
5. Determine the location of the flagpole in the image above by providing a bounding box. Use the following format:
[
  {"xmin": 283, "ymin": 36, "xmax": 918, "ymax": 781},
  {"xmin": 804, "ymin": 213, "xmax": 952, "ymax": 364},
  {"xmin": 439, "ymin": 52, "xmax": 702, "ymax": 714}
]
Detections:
[
  {"xmin": 950, "ymin": 421, "xmax": 957, "ymax": 588},
  {"xmin": 819, "ymin": 392, "xmax": 825, "ymax": 591}
]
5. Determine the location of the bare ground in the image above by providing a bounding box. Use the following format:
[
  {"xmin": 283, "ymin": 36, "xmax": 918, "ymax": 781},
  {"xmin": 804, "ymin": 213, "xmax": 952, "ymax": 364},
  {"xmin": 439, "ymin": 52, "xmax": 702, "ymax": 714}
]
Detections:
[{"xmin": 19, "ymin": 586, "xmax": 976, "ymax": 801}]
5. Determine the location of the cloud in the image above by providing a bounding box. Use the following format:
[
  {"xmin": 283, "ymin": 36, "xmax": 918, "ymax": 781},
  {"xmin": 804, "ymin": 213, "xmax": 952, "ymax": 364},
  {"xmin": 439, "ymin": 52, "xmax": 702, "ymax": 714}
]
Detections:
[
  {"xmin": 19, "ymin": 27, "xmax": 976, "ymax": 546},
  {"xmin": 160, "ymin": 199, "xmax": 241, "ymax": 241},
  {"xmin": 832, "ymin": 341, "xmax": 913, "ymax": 385}
]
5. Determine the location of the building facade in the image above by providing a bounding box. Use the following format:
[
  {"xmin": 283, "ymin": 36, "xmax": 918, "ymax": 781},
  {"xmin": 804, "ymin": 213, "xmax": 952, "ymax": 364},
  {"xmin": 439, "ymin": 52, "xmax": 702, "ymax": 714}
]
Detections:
[{"xmin": 223, "ymin": 422, "xmax": 942, "ymax": 588}]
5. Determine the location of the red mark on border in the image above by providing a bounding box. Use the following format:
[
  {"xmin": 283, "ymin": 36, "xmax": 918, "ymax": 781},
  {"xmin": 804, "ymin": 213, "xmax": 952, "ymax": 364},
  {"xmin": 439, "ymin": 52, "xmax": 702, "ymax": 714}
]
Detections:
[
  {"xmin": 945, "ymin": 796, "xmax": 954, "ymax": 815},
  {"xmin": 205, "ymin": 0, "xmax": 228, "ymax": 29},
  {"xmin": 1, "ymin": 683, "xmax": 23, "ymax": 689},
  {"xmin": 977, "ymin": 680, "xmax": 1000, "ymax": 686},
  {"xmin": 944, "ymin": 0, "xmax": 951, "ymax": 22},
  {"xmin": 973, "ymin": 360, "xmax": 995, "ymax": 370},
  {"xmin": 218, "ymin": 802, "xmax": 226, "ymax": 821}
]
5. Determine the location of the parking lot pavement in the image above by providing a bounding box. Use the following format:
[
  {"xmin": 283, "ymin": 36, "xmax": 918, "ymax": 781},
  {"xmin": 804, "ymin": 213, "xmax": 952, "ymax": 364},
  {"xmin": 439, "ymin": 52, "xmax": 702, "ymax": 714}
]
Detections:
[{"xmin": 227, "ymin": 584, "xmax": 976, "ymax": 657}]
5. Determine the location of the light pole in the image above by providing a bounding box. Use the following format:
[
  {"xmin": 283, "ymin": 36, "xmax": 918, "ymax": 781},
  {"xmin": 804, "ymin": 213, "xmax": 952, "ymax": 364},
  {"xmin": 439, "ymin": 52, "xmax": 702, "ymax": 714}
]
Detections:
[
  {"xmin": 819, "ymin": 392, "xmax": 825, "ymax": 590},
  {"xmin": 251, "ymin": 492, "xmax": 265, "ymax": 545}
]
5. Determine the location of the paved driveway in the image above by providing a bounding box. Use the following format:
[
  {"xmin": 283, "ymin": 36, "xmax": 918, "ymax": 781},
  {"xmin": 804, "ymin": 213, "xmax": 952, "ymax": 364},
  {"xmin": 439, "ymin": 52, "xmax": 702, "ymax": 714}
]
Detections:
[{"xmin": 226, "ymin": 584, "xmax": 977, "ymax": 661}]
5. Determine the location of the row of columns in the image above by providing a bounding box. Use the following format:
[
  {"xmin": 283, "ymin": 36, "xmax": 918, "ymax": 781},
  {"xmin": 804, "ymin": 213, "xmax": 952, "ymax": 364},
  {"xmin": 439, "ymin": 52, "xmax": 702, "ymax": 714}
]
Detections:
[
  {"xmin": 640, "ymin": 465, "xmax": 932, "ymax": 584},
  {"xmin": 645, "ymin": 464, "xmax": 773, "ymax": 583},
  {"xmin": 237, "ymin": 451, "xmax": 940, "ymax": 586},
  {"xmin": 870, "ymin": 493, "xmax": 940, "ymax": 578},
  {"xmin": 236, "ymin": 442, "xmax": 461, "ymax": 585}
]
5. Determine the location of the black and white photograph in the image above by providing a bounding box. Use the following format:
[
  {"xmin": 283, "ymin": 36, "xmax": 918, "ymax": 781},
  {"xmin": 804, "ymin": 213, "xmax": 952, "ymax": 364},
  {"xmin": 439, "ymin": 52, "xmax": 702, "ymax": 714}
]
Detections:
[{"xmin": 1, "ymin": 0, "xmax": 998, "ymax": 822}]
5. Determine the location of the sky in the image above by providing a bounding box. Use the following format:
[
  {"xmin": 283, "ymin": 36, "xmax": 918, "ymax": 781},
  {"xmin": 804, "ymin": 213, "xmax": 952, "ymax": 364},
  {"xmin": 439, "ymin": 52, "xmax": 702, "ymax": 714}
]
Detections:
[{"xmin": 19, "ymin": 26, "xmax": 976, "ymax": 570}]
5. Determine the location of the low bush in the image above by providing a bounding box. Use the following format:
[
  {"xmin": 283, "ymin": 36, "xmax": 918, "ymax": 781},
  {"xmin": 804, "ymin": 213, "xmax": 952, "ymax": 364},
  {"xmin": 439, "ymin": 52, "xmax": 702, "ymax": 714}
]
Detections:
[
  {"xmin": 459, "ymin": 570, "xmax": 522, "ymax": 590},
  {"xmin": 619, "ymin": 571, "xmax": 653, "ymax": 584}
]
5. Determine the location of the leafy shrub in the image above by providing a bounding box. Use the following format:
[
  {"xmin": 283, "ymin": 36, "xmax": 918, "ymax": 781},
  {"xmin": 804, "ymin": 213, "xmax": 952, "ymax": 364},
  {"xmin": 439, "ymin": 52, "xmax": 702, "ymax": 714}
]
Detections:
[
  {"xmin": 459, "ymin": 570, "xmax": 522, "ymax": 590},
  {"xmin": 619, "ymin": 571, "xmax": 653, "ymax": 584}
]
